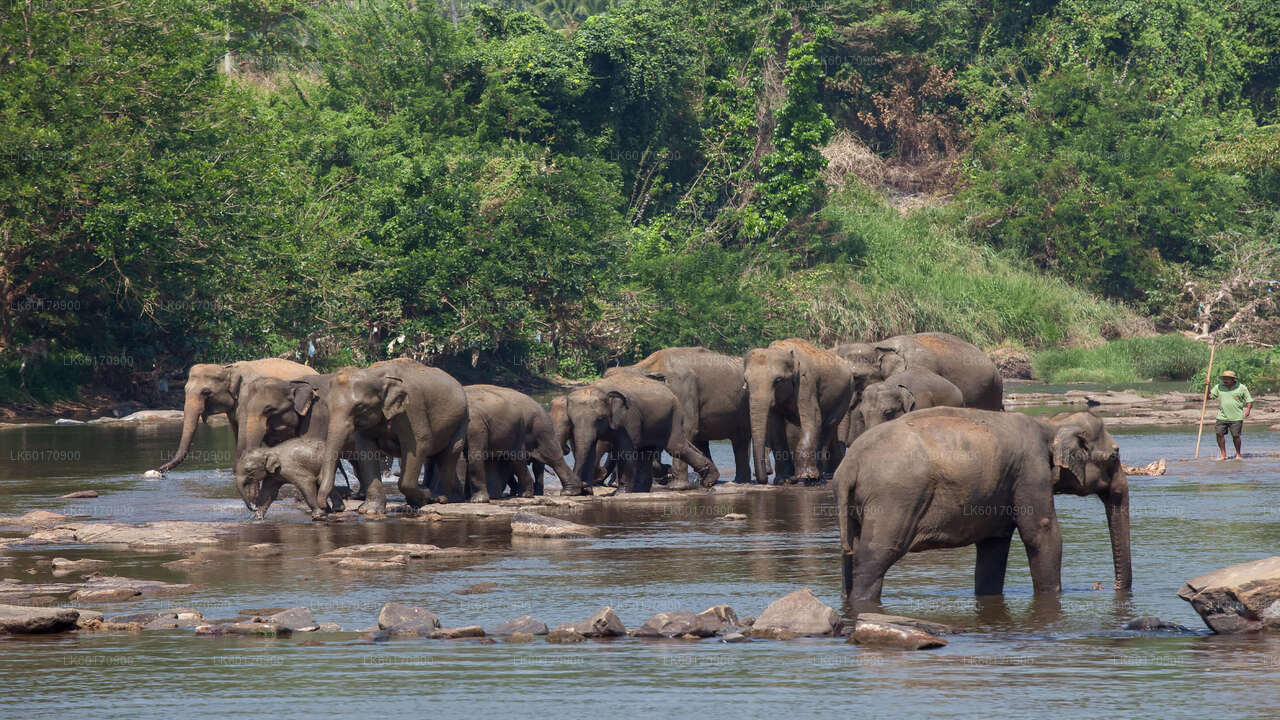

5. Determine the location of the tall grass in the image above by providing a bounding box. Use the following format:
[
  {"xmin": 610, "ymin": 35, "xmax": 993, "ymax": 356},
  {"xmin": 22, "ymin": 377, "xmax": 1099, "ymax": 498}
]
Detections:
[
  {"xmin": 1034, "ymin": 335, "xmax": 1280, "ymax": 392},
  {"xmin": 785, "ymin": 186, "xmax": 1149, "ymax": 349}
]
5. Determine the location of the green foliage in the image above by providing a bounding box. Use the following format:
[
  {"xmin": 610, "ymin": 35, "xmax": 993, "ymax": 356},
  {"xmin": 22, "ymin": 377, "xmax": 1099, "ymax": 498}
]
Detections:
[{"xmin": 1035, "ymin": 335, "xmax": 1280, "ymax": 391}]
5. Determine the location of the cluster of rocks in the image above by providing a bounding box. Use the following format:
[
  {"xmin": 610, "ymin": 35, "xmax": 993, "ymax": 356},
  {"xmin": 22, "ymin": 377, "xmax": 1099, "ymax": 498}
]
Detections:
[
  {"xmin": 1178, "ymin": 556, "xmax": 1280, "ymax": 634},
  {"xmin": 0, "ymin": 574, "xmax": 198, "ymax": 605}
]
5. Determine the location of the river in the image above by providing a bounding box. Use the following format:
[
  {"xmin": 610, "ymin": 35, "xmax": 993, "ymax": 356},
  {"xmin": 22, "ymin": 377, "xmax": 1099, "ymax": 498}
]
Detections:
[{"xmin": 1, "ymin": 410, "xmax": 1278, "ymax": 719}]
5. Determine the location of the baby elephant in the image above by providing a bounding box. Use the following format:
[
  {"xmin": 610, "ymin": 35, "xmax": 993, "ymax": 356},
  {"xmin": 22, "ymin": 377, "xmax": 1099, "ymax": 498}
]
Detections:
[{"xmin": 234, "ymin": 438, "xmax": 342, "ymax": 520}]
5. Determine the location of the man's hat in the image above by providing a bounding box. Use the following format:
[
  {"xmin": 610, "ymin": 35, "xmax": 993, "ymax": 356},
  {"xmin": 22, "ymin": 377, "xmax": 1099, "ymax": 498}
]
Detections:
[{"xmin": 1221, "ymin": 370, "xmax": 1237, "ymax": 379}]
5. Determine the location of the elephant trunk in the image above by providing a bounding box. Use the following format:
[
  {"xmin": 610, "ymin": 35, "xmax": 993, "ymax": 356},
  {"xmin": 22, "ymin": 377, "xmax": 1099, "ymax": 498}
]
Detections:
[
  {"xmin": 235, "ymin": 470, "xmax": 257, "ymax": 512},
  {"xmin": 748, "ymin": 393, "xmax": 772, "ymax": 484},
  {"xmin": 571, "ymin": 424, "xmax": 598, "ymax": 492},
  {"xmin": 318, "ymin": 416, "xmax": 354, "ymax": 512},
  {"xmin": 237, "ymin": 412, "xmax": 269, "ymax": 459},
  {"xmin": 157, "ymin": 395, "xmax": 203, "ymax": 472},
  {"xmin": 1102, "ymin": 468, "xmax": 1133, "ymax": 591}
]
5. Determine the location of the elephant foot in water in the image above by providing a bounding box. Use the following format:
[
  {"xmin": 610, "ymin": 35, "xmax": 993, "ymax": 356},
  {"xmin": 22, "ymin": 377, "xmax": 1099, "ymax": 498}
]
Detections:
[{"xmin": 357, "ymin": 500, "xmax": 388, "ymax": 515}]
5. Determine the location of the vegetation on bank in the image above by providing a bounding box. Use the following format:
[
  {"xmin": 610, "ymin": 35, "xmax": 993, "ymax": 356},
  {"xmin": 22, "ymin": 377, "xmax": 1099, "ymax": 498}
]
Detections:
[
  {"xmin": 3, "ymin": 0, "xmax": 1277, "ymax": 407},
  {"xmin": 1034, "ymin": 336, "xmax": 1280, "ymax": 393}
]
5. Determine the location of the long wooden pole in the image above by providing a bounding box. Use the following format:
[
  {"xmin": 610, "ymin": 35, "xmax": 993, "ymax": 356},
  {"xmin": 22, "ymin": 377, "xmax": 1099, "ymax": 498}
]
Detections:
[{"xmin": 1194, "ymin": 343, "xmax": 1217, "ymax": 459}]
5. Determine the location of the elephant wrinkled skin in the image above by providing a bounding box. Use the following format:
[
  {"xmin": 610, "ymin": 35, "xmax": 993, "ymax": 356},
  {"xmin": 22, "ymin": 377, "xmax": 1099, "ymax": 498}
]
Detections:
[
  {"xmin": 462, "ymin": 385, "xmax": 575, "ymax": 499},
  {"xmin": 745, "ymin": 339, "xmax": 855, "ymax": 484},
  {"xmin": 157, "ymin": 358, "xmax": 317, "ymax": 473},
  {"xmin": 834, "ymin": 407, "xmax": 1131, "ymax": 603},
  {"xmin": 565, "ymin": 374, "xmax": 719, "ymax": 493},
  {"xmin": 318, "ymin": 359, "xmax": 469, "ymax": 512},
  {"xmin": 605, "ymin": 347, "xmax": 753, "ymax": 486}
]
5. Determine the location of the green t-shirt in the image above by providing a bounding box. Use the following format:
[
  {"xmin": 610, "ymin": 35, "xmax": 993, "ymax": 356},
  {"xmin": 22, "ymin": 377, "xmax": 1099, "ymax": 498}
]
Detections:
[{"xmin": 1210, "ymin": 383, "xmax": 1253, "ymax": 421}]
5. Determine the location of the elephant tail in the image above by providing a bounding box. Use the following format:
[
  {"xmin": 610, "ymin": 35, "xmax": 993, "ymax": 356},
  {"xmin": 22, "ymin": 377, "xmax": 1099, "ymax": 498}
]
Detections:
[{"xmin": 835, "ymin": 457, "xmax": 861, "ymax": 599}]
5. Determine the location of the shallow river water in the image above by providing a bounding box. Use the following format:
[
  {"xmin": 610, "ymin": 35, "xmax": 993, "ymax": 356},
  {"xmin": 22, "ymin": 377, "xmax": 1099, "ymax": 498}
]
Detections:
[{"xmin": 1, "ymin": 414, "xmax": 1278, "ymax": 719}]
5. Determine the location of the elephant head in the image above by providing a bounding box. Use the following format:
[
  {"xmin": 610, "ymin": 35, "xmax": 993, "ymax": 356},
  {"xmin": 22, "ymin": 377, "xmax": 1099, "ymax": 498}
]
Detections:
[
  {"xmin": 565, "ymin": 386, "xmax": 630, "ymax": 491},
  {"xmin": 235, "ymin": 377, "xmax": 320, "ymax": 457},
  {"xmin": 857, "ymin": 381, "xmax": 916, "ymax": 436},
  {"xmin": 744, "ymin": 346, "xmax": 799, "ymax": 483},
  {"xmin": 317, "ymin": 366, "xmax": 408, "ymax": 507},
  {"xmin": 1046, "ymin": 411, "xmax": 1132, "ymax": 591},
  {"xmin": 158, "ymin": 363, "xmax": 243, "ymax": 472},
  {"xmin": 833, "ymin": 342, "xmax": 884, "ymax": 390},
  {"xmin": 234, "ymin": 446, "xmax": 278, "ymax": 516}
]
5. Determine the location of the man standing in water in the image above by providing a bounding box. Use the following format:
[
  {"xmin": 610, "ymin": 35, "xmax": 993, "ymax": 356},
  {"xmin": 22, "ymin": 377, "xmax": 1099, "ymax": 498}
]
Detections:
[{"xmin": 1211, "ymin": 370, "xmax": 1253, "ymax": 461}]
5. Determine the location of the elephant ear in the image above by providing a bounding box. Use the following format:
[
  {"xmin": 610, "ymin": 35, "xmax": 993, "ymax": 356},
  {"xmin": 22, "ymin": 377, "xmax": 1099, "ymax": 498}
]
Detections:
[
  {"xmin": 227, "ymin": 367, "xmax": 245, "ymax": 400},
  {"xmin": 897, "ymin": 384, "xmax": 917, "ymax": 413},
  {"xmin": 264, "ymin": 453, "xmax": 282, "ymax": 475},
  {"xmin": 606, "ymin": 390, "xmax": 630, "ymax": 429},
  {"xmin": 875, "ymin": 346, "xmax": 904, "ymax": 376},
  {"xmin": 290, "ymin": 382, "xmax": 318, "ymax": 416},
  {"xmin": 1051, "ymin": 426, "xmax": 1088, "ymax": 489},
  {"xmin": 381, "ymin": 376, "xmax": 408, "ymax": 421}
]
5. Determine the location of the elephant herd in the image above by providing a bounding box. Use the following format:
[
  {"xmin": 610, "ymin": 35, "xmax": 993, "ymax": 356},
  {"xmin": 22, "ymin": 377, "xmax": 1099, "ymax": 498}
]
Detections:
[{"xmin": 153, "ymin": 331, "xmax": 1131, "ymax": 602}]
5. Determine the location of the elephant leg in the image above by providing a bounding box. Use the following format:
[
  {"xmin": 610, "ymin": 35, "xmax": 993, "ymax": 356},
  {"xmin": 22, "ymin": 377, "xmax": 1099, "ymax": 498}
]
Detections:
[
  {"xmin": 613, "ymin": 436, "xmax": 637, "ymax": 493},
  {"xmin": 446, "ymin": 438, "xmax": 485, "ymax": 504},
  {"xmin": 512, "ymin": 459, "xmax": 537, "ymax": 499},
  {"xmin": 529, "ymin": 461, "xmax": 544, "ymax": 496},
  {"xmin": 974, "ymin": 534, "xmax": 1014, "ymax": 596},
  {"xmin": 397, "ymin": 451, "xmax": 430, "ymax": 509},
  {"xmin": 1014, "ymin": 487, "xmax": 1063, "ymax": 594},
  {"xmin": 847, "ymin": 541, "xmax": 903, "ymax": 604},
  {"xmin": 669, "ymin": 439, "xmax": 719, "ymax": 489},
  {"xmin": 730, "ymin": 433, "xmax": 752, "ymax": 484},
  {"xmin": 353, "ymin": 437, "xmax": 386, "ymax": 514},
  {"xmin": 632, "ymin": 450, "xmax": 656, "ymax": 493},
  {"xmin": 466, "ymin": 444, "xmax": 493, "ymax": 502}
]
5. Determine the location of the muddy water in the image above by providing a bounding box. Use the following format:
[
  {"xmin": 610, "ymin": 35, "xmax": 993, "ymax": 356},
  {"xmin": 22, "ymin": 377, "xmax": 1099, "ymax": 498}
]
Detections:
[{"xmin": 2, "ymin": 416, "xmax": 1279, "ymax": 719}]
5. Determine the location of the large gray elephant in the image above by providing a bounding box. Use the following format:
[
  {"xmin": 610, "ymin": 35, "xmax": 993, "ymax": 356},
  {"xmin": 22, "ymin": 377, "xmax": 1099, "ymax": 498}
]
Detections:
[
  {"xmin": 235, "ymin": 374, "xmax": 385, "ymax": 507},
  {"xmin": 234, "ymin": 438, "xmax": 342, "ymax": 520},
  {"xmin": 461, "ymin": 385, "xmax": 575, "ymax": 499},
  {"xmin": 844, "ymin": 368, "xmax": 964, "ymax": 443},
  {"xmin": 835, "ymin": 332, "xmax": 1003, "ymax": 410},
  {"xmin": 745, "ymin": 339, "xmax": 855, "ymax": 484},
  {"xmin": 317, "ymin": 358, "xmax": 470, "ymax": 511},
  {"xmin": 565, "ymin": 374, "xmax": 719, "ymax": 493},
  {"xmin": 605, "ymin": 347, "xmax": 753, "ymax": 486},
  {"xmin": 156, "ymin": 358, "xmax": 317, "ymax": 473},
  {"xmin": 834, "ymin": 408, "xmax": 1131, "ymax": 603}
]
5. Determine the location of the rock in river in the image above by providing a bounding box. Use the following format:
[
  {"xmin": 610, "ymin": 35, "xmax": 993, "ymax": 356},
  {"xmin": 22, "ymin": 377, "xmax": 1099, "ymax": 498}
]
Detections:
[
  {"xmin": 59, "ymin": 490, "xmax": 100, "ymax": 499},
  {"xmin": 556, "ymin": 606, "xmax": 627, "ymax": 638},
  {"xmin": 492, "ymin": 615, "xmax": 548, "ymax": 636},
  {"xmin": 266, "ymin": 607, "xmax": 319, "ymax": 632},
  {"xmin": 377, "ymin": 602, "xmax": 440, "ymax": 636},
  {"xmin": 510, "ymin": 510, "xmax": 598, "ymax": 538},
  {"xmin": 1178, "ymin": 556, "xmax": 1280, "ymax": 633},
  {"xmin": 854, "ymin": 613, "xmax": 954, "ymax": 636},
  {"xmin": 0, "ymin": 604, "xmax": 80, "ymax": 634},
  {"xmin": 848, "ymin": 619, "xmax": 947, "ymax": 650},
  {"xmin": 749, "ymin": 588, "xmax": 842, "ymax": 638},
  {"xmin": 633, "ymin": 606, "xmax": 739, "ymax": 638}
]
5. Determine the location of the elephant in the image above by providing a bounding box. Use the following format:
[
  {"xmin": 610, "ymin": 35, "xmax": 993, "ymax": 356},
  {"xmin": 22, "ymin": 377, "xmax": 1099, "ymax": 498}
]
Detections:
[
  {"xmin": 744, "ymin": 339, "xmax": 855, "ymax": 484},
  {"xmin": 156, "ymin": 358, "xmax": 317, "ymax": 473},
  {"xmin": 234, "ymin": 438, "xmax": 342, "ymax": 520},
  {"xmin": 604, "ymin": 347, "xmax": 753, "ymax": 487},
  {"xmin": 834, "ymin": 407, "xmax": 1132, "ymax": 603},
  {"xmin": 461, "ymin": 385, "xmax": 575, "ymax": 499},
  {"xmin": 317, "ymin": 358, "xmax": 470, "ymax": 512},
  {"xmin": 845, "ymin": 368, "xmax": 964, "ymax": 443},
  {"xmin": 235, "ymin": 374, "xmax": 386, "ymax": 508},
  {"xmin": 564, "ymin": 374, "xmax": 719, "ymax": 494},
  {"xmin": 551, "ymin": 394, "xmax": 613, "ymax": 487},
  {"xmin": 834, "ymin": 332, "xmax": 1003, "ymax": 410}
]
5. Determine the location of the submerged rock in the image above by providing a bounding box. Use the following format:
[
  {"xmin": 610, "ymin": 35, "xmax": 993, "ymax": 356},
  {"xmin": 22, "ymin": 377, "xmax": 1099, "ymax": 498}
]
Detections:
[
  {"xmin": 24, "ymin": 521, "xmax": 235, "ymax": 549},
  {"xmin": 1178, "ymin": 556, "xmax": 1280, "ymax": 633},
  {"xmin": 267, "ymin": 607, "xmax": 319, "ymax": 632},
  {"xmin": 430, "ymin": 625, "xmax": 485, "ymax": 639},
  {"xmin": 0, "ymin": 510, "xmax": 69, "ymax": 529},
  {"xmin": 492, "ymin": 615, "xmax": 548, "ymax": 636},
  {"xmin": 855, "ymin": 613, "xmax": 954, "ymax": 636},
  {"xmin": 59, "ymin": 490, "xmax": 100, "ymax": 499},
  {"xmin": 545, "ymin": 628, "xmax": 587, "ymax": 643},
  {"xmin": 849, "ymin": 619, "xmax": 947, "ymax": 650},
  {"xmin": 1125, "ymin": 616, "xmax": 1196, "ymax": 632},
  {"xmin": 0, "ymin": 604, "xmax": 80, "ymax": 634},
  {"xmin": 377, "ymin": 602, "xmax": 440, "ymax": 636},
  {"xmin": 50, "ymin": 557, "xmax": 110, "ymax": 577},
  {"xmin": 69, "ymin": 587, "xmax": 141, "ymax": 603},
  {"xmin": 719, "ymin": 513, "xmax": 748, "ymax": 521},
  {"xmin": 454, "ymin": 582, "xmax": 499, "ymax": 595},
  {"xmin": 510, "ymin": 510, "xmax": 598, "ymax": 538},
  {"xmin": 749, "ymin": 588, "xmax": 842, "ymax": 638}
]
